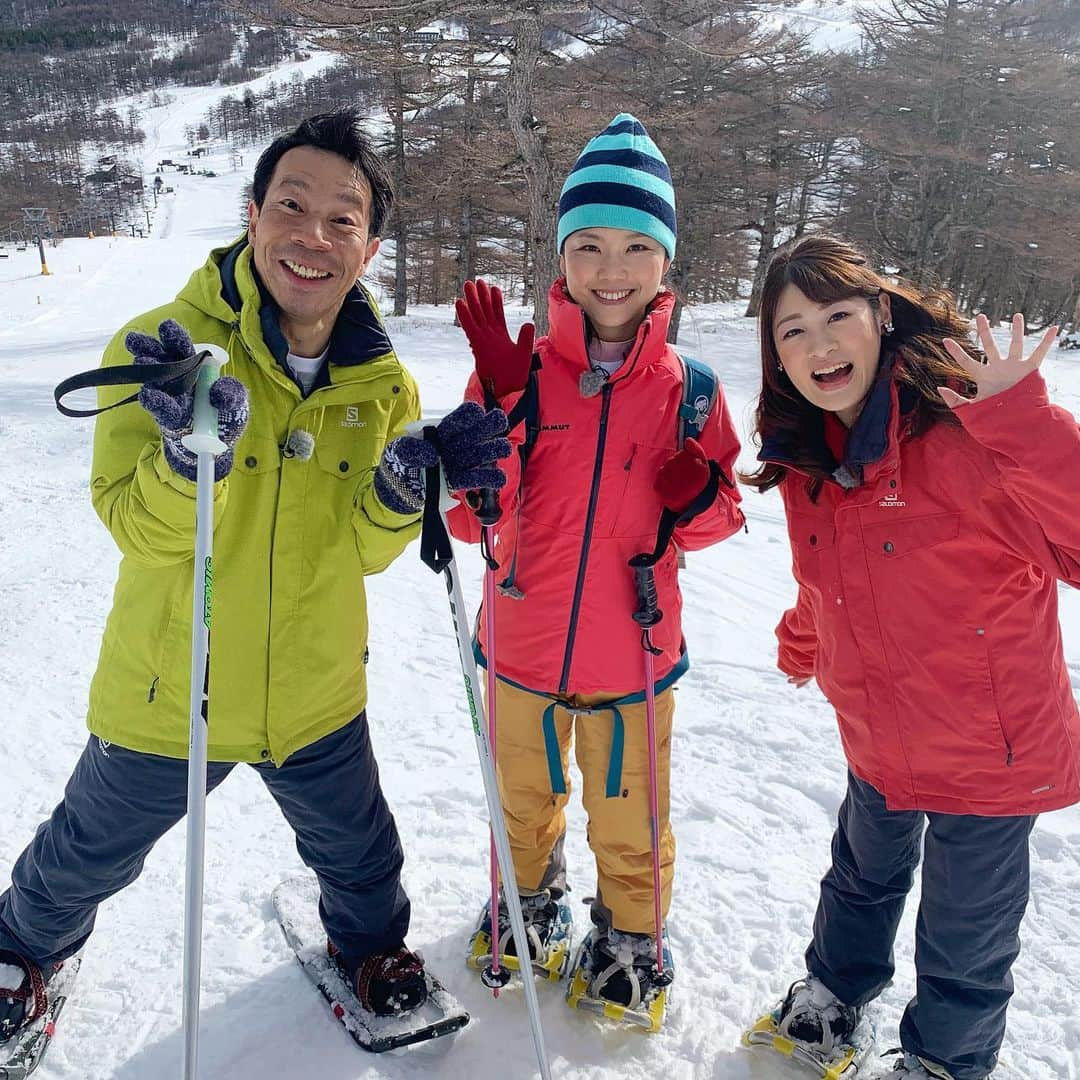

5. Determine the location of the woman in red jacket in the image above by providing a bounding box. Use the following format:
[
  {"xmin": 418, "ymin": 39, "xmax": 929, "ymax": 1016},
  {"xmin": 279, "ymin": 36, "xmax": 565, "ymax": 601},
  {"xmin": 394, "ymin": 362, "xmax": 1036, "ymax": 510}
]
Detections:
[
  {"xmin": 744, "ymin": 235, "xmax": 1080, "ymax": 1080},
  {"xmin": 447, "ymin": 114, "xmax": 744, "ymax": 1019}
]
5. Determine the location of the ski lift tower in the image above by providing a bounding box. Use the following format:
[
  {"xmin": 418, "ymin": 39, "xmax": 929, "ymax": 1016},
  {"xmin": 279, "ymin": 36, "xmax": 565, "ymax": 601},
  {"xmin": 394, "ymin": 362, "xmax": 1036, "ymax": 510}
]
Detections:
[{"xmin": 22, "ymin": 208, "xmax": 51, "ymax": 275}]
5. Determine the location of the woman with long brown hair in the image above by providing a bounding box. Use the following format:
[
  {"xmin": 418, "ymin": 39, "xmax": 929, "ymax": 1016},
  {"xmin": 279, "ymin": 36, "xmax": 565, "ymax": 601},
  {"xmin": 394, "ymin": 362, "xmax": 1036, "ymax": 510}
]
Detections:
[{"xmin": 743, "ymin": 235, "xmax": 1080, "ymax": 1079}]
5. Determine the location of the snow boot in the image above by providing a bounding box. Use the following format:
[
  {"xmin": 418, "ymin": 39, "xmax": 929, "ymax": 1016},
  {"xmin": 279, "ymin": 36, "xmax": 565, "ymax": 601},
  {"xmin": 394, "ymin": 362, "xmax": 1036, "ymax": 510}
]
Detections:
[
  {"xmin": 0, "ymin": 950, "xmax": 64, "ymax": 1044},
  {"xmin": 586, "ymin": 928, "xmax": 667, "ymax": 1008},
  {"xmin": 877, "ymin": 1049, "xmax": 958, "ymax": 1079},
  {"xmin": 565, "ymin": 926, "xmax": 672, "ymax": 1031},
  {"xmin": 328, "ymin": 940, "xmax": 428, "ymax": 1017},
  {"xmin": 469, "ymin": 888, "xmax": 573, "ymax": 980},
  {"xmin": 776, "ymin": 974, "xmax": 864, "ymax": 1055}
]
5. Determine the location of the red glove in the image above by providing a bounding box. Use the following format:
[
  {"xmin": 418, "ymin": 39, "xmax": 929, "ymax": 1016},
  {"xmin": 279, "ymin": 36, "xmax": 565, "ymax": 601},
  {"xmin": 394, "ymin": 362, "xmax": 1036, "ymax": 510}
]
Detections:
[
  {"xmin": 654, "ymin": 437, "xmax": 715, "ymax": 516},
  {"xmin": 455, "ymin": 279, "xmax": 535, "ymax": 401}
]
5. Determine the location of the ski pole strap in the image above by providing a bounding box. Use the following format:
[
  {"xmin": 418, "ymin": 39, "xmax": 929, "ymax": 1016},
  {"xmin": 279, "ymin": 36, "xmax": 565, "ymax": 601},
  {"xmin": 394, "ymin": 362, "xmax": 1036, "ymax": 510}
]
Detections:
[
  {"xmin": 419, "ymin": 427, "xmax": 454, "ymax": 575},
  {"xmin": 54, "ymin": 350, "xmax": 206, "ymax": 418}
]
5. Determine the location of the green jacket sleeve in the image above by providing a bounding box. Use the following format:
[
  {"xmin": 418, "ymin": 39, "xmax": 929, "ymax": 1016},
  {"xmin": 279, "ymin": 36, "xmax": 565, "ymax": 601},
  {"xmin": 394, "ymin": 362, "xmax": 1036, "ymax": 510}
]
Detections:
[
  {"xmin": 353, "ymin": 370, "xmax": 423, "ymax": 575},
  {"xmin": 90, "ymin": 324, "xmax": 229, "ymax": 567}
]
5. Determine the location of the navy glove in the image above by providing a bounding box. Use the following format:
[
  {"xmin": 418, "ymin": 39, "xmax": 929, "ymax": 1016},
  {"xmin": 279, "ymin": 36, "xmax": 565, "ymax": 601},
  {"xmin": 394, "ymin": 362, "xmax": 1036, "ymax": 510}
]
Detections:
[
  {"xmin": 129, "ymin": 319, "xmax": 249, "ymax": 483},
  {"xmin": 374, "ymin": 401, "xmax": 511, "ymax": 515}
]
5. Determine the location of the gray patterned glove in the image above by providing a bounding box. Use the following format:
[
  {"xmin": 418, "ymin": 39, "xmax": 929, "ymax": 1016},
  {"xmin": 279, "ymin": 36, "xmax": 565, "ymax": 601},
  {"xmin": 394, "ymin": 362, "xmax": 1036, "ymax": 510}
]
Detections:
[
  {"xmin": 374, "ymin": 401, "xmax": 510, "ymax": 515},
  {"xmin": 128, "ymin": 319, "xmax": 249, "ymax": 482}
]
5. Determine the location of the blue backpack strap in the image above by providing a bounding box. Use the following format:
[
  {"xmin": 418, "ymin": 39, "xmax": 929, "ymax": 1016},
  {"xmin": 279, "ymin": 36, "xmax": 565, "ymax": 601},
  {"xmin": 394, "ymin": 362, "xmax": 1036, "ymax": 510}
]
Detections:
[{"xmin": 676, "ymin": 352, "xmax": 719, "ymax": 448}]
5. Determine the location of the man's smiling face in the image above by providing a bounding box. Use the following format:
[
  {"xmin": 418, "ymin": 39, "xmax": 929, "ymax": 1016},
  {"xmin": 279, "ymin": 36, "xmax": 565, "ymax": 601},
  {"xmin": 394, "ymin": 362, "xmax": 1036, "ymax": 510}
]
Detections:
[{"xmin": 247, "ymin": 145, "xmax": 380, "ymax": 352}]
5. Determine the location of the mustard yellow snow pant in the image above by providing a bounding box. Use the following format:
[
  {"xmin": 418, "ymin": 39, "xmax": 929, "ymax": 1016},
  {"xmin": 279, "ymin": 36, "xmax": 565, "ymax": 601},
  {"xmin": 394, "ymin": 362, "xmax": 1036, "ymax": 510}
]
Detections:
[{"xmin": 490, "ymin": 679, "xmax": 675, "ymax": 935}]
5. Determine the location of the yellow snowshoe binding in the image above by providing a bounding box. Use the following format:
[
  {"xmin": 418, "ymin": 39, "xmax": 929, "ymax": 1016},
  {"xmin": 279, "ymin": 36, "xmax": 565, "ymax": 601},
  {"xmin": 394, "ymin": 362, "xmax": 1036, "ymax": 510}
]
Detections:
[
  {"xmin": 566, "ymin": 927, "xmax": 671, "ymax": 1033},
  {"xmin": 467, "ymin": 889, "xmax": 573, "ymax": 982}
]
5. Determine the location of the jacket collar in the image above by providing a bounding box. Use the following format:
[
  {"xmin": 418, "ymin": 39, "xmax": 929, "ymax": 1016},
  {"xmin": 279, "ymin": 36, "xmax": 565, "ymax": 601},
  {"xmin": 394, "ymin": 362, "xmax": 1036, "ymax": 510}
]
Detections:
[
  {"xmin": 215, "ymin": 236, "xmax": 394, "ymax": 383},
  {"xmin": 544, "ymin": 278, "xmax": 675, "ymax": 379},
  {"xmin": 760, "ymin": 358, "xmax": 917, "ymax": 489}
]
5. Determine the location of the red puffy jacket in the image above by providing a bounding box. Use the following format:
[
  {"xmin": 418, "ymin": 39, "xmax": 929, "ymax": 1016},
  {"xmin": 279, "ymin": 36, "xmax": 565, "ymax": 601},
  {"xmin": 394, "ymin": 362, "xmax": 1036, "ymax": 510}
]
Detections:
[
  {"xmin": 448, "ymin": 280, "xmax": 744, "ymax": 695},
  {"xmin": 770, "ymin": 368, "xmax": 1080, "ymax": 815}
]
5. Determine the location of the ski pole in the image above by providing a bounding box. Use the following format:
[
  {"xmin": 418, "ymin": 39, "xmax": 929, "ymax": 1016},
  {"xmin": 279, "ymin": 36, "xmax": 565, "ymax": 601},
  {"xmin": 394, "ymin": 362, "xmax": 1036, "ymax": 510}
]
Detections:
[
  {"xmin": 476, "ymin": 494, "xmax": 507, "ymax": 995},
  {"xmin": 628, "ymin": 550, "xmax": 666, "ymax": 980},
  {"xmin": 626, "ymin": 503, "xmax": 682, "ymax": 984},
  {"xmin": 416, "ymin": 438, "xmax": 552, "ymax": 1080},
  {"xmin": 180, "ymin": 344, "xmax": 228, "ymax": 1080}
]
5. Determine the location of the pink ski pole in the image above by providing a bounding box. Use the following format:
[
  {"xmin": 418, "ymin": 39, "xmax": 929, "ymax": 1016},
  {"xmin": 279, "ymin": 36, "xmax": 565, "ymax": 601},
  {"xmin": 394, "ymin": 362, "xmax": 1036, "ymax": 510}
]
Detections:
[
  {"xmin": 629, "ymin": 546, "xmax": 669, "ymax": 979},
  {"xmin": 477, "ymin": 496, "xmax": 511, "ymax": 995}
]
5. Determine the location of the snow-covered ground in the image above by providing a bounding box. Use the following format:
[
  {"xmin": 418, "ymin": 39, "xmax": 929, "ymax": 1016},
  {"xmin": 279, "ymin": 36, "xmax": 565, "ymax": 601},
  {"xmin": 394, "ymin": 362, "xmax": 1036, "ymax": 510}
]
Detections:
[{"xmin": 0, "ymin": 57, "xmax": 1078, "ymax": 1080}]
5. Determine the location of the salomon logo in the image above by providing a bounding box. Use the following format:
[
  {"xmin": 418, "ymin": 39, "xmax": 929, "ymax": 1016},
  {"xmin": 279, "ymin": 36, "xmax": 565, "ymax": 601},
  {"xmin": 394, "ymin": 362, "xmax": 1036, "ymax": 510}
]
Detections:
[
  {"xmin": 342, "ymin": 406, "xmax": 366, "ymax": 429},
  {"xmin": 541, "ymin": 423, "xmax": 570, "ymax": 431},
  {"xmin": 878, "ymin": 493, "xmax": 907, "ymax": 508}
]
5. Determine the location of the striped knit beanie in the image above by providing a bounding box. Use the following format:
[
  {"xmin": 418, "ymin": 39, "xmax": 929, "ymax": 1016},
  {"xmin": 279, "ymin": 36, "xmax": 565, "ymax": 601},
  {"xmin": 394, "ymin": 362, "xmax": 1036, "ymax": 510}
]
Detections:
[{"xmin": 557, "ymin": 113, "xmax": 676, "ymax": 259}]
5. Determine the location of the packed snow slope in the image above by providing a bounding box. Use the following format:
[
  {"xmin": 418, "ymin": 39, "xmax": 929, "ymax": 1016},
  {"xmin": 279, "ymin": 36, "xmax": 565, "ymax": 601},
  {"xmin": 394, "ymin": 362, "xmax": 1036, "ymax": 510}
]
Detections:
[{"xmin": 0, "ymin": 58, "xmax": 1077, "ymax": 1080}]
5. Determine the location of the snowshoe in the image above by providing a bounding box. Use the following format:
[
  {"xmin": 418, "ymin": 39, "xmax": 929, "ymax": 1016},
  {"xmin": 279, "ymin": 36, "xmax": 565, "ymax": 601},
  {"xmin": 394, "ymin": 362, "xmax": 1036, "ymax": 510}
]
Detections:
[
  {"xmin": 467, "ymin": 889, "xmax": 573, "ymax": 982},
  {"xmin": 0, "ymin": 950, "xmax": 80, "ymax": 1079},
  {"xmin": 565, "ymin": 927, "xmax": 672, "ymax": 1033},
  {"xmin": 744, "ymin": 975, "xmax": 875, "ymax": 1079},
  {"xmin": 273, "ymin": 875, "xmax": 468, "ymax": 1054}
]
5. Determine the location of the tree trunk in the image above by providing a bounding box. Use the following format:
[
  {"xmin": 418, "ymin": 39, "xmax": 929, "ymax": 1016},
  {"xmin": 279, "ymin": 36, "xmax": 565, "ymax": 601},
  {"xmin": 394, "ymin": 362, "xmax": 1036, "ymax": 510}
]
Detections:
[
  {"xmin": 454, "ymin": 64, "xmax": 476, "ymax": 325},
  {"xmin": 391, "ymin": 66, "xmax": 408, "ymax": 317},
  {"xmin": 504, "ymin": 10, "xmax": 558, "ymax": 334},
  {"xmin": 745, "ymin": 182, "xmax": 780, "ymax": 319}
]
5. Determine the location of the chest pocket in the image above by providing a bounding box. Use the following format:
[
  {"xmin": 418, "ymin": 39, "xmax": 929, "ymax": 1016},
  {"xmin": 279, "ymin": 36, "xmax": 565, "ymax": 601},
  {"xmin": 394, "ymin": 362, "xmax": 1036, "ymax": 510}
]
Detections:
[
  {"xmin": 232, "ymin": 433, "xmax": 283, "ymax": 477},
  {"xmin": 786, "ymin": 514, "xmax": 837, "ymax": 599},
  {"xmin": 861, "ymin": 512, "xmax": 960, "ymax": 559},
  {"xmin": 313, "ymin": 403, "xmax": 386, "ymax": 480},
  {"xmin": 609, "ymin": 440, "xmax": 672, "ymax": 539}
]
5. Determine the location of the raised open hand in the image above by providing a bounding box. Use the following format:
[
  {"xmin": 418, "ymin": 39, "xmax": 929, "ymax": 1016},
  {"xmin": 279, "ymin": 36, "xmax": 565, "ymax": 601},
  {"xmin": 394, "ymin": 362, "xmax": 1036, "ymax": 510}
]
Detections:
[
  {"xmin": 941, "ymin": 313, "xmax": 1058, "ymax": 408},
  {"xmin": 455, "ymin": 279, "xmax": 534, "ymax": 400}
]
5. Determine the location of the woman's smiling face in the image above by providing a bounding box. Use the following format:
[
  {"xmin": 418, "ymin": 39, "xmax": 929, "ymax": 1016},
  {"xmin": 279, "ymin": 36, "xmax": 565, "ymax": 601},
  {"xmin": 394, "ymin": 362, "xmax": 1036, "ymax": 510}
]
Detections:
[
  {"xmin": 560, "ymin": 227, "xmax": 670, "ymax": 342},
  {"xmin": 772, "ymin": 283, "xmax": 891, "ymax": 427}
]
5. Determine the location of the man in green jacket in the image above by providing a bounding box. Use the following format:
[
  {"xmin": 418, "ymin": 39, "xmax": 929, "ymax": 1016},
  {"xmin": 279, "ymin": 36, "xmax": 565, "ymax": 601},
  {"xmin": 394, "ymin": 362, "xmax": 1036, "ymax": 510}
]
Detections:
[{"xmin": 0, "ymin": 109, "xmax": 509, "ymax": 1040}]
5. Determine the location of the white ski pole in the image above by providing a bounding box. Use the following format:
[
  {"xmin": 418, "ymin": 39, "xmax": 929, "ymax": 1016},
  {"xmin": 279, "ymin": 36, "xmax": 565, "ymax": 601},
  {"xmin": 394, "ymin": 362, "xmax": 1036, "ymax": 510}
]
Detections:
[
  {"xmin": 179, "ymin": 344, "xmax": 228, "ymax": 1080},
  {"xmin": 415, "ymin": 429, "xmax": 553, "ymax": 1080}
]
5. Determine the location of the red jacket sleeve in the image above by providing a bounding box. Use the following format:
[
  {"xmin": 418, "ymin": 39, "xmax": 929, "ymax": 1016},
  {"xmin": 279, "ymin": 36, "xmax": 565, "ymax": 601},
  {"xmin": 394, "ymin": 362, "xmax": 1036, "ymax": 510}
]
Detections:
[
  {"xmin": 955, "ymin": 369, "xmax": 1080, "ymax": 587},
  {"xmin": 672, "ymin": 381, "xmax": 745, "ymax": 551},
  {"xmin": 445, "ymin": 372, "xmax": 527, "ymax": 545},
  {"xmin": 776, "ymin": 585, "xmax": 818, "ymax": 680}
]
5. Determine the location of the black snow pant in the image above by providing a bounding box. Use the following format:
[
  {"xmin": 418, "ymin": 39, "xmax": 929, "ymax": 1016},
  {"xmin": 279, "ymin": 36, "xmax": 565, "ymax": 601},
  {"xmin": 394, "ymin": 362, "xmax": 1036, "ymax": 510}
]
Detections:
[
  {"xmin": 806, "ymin": 770, "xmax": 1035, "ymax": 1080},
  {"xmin": 0, "ymin": 713, "xmax": 409, "ymax": 973}
]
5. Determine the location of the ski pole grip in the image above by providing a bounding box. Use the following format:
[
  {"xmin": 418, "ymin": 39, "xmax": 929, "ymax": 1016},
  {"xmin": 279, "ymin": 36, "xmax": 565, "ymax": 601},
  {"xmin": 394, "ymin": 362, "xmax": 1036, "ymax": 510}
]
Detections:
[
  {"xmin": 629, "ymin": 555, "xmax": 663, "ymax": 628},
  {"xmin": 181, "ymin": 344, "xmax": 228, "ymax": 456},
  {"xmin": 475, "ymin": 487, "xmax": 501, "ymax": 527}
]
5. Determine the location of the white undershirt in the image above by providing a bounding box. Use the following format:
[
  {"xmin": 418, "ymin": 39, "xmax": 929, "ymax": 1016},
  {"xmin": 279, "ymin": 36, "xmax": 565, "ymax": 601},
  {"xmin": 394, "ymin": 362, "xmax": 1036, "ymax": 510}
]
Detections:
[
  {"xmin": 286, "ymin": 346, "xmax": 329, "ymax": 394},
  {"xmin": 588, "ymin": 336, "xmax": 634, "ymax": 376}
]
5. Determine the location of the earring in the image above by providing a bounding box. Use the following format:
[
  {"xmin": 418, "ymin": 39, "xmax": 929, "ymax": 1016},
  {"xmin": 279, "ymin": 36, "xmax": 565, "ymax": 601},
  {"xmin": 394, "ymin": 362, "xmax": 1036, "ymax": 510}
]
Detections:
[
  {"xmin": 776, "ymin": 362, "xmax": 784, "ymax": 373},
  {"xmin": 882, "ymin": 320, "xmax": 895, "ymax": 335}
]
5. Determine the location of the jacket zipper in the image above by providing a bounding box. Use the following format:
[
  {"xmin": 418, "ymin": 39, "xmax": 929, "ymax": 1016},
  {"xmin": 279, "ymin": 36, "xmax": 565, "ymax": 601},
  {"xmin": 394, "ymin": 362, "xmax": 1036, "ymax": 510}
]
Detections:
[{"xmin": 558, "ymin": 382, "xmax": 614, "ymax": 694}]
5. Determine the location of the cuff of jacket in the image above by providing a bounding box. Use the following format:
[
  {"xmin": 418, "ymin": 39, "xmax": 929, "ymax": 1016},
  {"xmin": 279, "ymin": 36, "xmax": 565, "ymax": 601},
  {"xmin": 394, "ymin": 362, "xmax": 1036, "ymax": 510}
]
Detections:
[
  {"xmin": 148, "ymin": 444, "xmax": 229, "ymax": 515},
  {"xmin": 360, "ymin": 476, "xmax": 423, "ymax": 528}
]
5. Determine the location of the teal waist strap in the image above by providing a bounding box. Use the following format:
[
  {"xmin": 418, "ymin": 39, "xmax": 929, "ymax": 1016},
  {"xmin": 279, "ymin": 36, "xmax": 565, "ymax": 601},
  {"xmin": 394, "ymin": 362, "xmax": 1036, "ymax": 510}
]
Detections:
[{"xmin": 475, "ymin": 643, "xmax": 688, "ymax": 798}]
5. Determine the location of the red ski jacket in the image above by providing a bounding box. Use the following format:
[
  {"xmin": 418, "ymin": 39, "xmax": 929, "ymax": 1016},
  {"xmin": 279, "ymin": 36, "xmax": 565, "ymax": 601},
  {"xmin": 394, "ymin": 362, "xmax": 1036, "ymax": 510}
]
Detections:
[
  {"xmin": 768, "ymin": 368, "xmax": 1080, "ymax": 815},
  {"xmin": 448, "ymin": 281, "xmax": 744, "ymax": 695}
]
